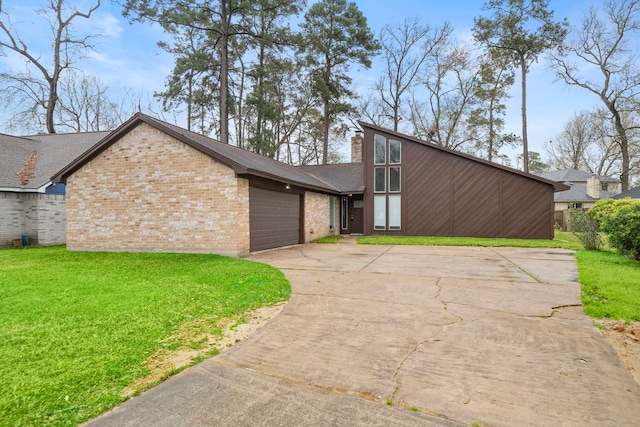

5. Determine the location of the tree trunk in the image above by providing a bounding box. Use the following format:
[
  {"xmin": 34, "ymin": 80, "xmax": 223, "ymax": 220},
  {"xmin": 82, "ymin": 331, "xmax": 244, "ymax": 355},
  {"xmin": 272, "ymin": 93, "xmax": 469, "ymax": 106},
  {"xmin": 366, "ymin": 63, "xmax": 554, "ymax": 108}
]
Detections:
[
  {"xmin": 322, "ymin": 99, "xmax": 329, "ymax": 165},
  {"xmin": 520, "ymin": 55, "xmax": 528, "ymax": 173},
  {"xmin": 218, "ymin": 1, "xmax": 230, "ymax": 144},
  {"xmin": 610, "ymin": 106, "xmax": 630, "ymax": 191}
]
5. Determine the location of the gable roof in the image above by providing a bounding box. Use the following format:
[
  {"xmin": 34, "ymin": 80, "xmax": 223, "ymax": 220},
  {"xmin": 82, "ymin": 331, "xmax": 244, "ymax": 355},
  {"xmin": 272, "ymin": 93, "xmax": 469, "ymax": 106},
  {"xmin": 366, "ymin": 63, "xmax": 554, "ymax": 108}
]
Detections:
[
  {"xmin": 52, "ymin": 113, "xmax": 341, "ymax": 194},
  {"xmin": 535, "ymin": 168, "xmax": 620, "ymax": 183},
  {"xmin": 0, "ymin": 131, "xmax": 109, "ymax": 191},
  {"xmin": 359, "ymin": 121, "xmax": 570, "ymax": 192}
]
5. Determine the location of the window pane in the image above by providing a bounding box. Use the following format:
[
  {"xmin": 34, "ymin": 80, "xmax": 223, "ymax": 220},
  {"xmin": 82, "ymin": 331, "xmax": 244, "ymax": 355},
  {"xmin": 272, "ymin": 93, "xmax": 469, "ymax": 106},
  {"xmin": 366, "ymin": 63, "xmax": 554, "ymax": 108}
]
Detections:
[
  {"xmin": 374, "ymin": 167, "xmax": 386, "ymax": 192},
  {"xmin": 330, "ymin": 196, "xmax": 335, "ymax": 229},
  {"xmin": 389, "ymin": 139, "xmax": 401, "ymax": 164},
  {"xmin": 389, "ymin": 167, "xmax": 400, "ymax": 192},
  {"xmin": 341, "ymin": 197, "xmax": 348, "ymax": 230},
  {"xmin": 374, "ymin": 195, "xmax": 386, "ymax": 230},
  {"xmin": 374, "ymin": 134, "xmax": 386, "ymax": 164},
  {"xmin": 389, "ymin": 195, "xmax": 401, "ymax": 230}
]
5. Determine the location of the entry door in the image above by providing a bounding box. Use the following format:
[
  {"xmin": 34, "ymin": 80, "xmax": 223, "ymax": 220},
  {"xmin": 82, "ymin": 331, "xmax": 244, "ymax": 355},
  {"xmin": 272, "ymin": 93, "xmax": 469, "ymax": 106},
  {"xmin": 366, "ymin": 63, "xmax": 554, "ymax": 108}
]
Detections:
[{"xmin": 350, "ymin": 196, "xmax": 364, "ymax": 234}]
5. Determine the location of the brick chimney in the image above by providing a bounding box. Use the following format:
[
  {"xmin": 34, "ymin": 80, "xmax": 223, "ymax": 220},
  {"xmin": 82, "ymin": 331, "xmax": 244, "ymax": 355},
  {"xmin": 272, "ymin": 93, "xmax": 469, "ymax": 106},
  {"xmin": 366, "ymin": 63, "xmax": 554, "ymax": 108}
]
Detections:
[{"xmin": 351, "ymin": 131, "xmax": 363, "ymax": 163}]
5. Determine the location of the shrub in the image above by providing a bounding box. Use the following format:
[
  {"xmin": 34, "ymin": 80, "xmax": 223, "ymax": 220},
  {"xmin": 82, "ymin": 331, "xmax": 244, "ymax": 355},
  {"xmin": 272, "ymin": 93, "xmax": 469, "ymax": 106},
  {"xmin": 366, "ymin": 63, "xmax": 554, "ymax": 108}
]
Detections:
[
  {"xmin": 589, "ymin": 198, "xmax": 640, "ymax": 259},
  {"xmin": 568, "ymin": 208, "xmax": 603, "ymax": 250},
  {"xmin": 588, "ymin": 198, "xmax": 637, "ymax": 229}
]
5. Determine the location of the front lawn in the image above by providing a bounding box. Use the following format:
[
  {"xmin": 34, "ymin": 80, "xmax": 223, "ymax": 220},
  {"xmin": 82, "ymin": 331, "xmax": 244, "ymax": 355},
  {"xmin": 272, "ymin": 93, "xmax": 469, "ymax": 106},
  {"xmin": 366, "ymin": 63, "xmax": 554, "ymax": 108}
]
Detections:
[{"xmin": 0, "ymin": 246, "xmax": 290, "ymax": 426}]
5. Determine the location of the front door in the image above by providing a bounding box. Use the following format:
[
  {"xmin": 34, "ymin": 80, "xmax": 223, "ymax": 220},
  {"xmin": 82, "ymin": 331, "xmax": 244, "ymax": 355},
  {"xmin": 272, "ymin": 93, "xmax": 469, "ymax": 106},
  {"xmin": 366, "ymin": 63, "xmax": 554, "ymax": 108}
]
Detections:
[{"xmin": 350, "ymin": 196, "xmax": 364, "ymax": 234}]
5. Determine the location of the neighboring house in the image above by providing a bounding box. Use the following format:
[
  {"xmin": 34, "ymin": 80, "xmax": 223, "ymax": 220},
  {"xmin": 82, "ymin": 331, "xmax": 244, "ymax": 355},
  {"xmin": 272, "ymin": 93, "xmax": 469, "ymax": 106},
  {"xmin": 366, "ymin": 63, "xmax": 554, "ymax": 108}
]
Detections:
[
  {"xmin": 52, "ymin": 113, "xmax": 568, "ymax": 256},
  {"xmin": 0, "ymin": 131, "xmax": 109, "ymax": 247},
  {"xmin": 534, "ymin": 169, "xmax": 621, "ymax": 210}
]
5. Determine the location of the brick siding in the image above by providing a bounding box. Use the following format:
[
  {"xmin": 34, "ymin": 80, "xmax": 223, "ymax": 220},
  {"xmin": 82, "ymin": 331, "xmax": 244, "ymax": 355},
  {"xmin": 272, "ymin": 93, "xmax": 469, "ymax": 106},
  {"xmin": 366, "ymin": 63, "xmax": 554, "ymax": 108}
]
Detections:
[
  {"xmin": 303, "ymin": 192, "xmax": 337, "ymax": 242},
  {"xmin": 66, "ymin": 123, "xmax": 250, "ymax": 256},
  {"xmin": 0, "ymin": 192, "xmax": 66, "ymax": 247}
]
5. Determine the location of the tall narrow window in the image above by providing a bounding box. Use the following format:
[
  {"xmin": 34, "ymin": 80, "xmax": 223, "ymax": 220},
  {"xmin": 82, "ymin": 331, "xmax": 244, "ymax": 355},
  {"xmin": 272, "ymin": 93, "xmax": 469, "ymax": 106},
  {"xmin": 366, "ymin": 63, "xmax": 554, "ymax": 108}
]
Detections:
[
  {"xmin": 389, "ymin": 139, "xmax": 401, "ymax": 164},
  {"xmin": 374, "ymin": 167, "xmax": 386, "ymax": 192},
  {"xmin": 341, "ymin": 197, "xmax": 348, "ymax": 230},
  {"xmin": 374, "ymin": 134, "xmax": 386, "ymax": 165},
  {"xmin": 389, "ymin": 167, "xmax": 400, "ymax": 192},
  {"xmin": 374, "ymin": 195, "xmax": 386, "ymax": 230},
  {"xmin": 388, "ymin": 195, "xmax": 401, "ymax": 230},
  {"xmin": 329, "ymin": 197, "xmax": 335, "ymax": 229}
]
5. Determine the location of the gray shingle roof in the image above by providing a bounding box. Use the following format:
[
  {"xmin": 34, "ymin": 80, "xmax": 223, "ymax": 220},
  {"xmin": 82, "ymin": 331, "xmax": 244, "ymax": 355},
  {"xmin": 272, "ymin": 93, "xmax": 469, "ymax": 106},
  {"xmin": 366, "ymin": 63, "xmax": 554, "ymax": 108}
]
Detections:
[
  {"xmin": 553, "ymin": 183, "xmax": 617, "ymax": 202},
  {"xmin": 535, "ymin": 168, "xmax": 620, "ymax": 183},
  {"xmin": 612, "ymin": 186, "xmax": 640, "ymax": 199},
  {"xmin": 298, "ymin": 163, "xmax": 364, "ymax": 194},
  {"xmin": 0, "ymin": 131, "xmax": 109, "ymax": 190}
]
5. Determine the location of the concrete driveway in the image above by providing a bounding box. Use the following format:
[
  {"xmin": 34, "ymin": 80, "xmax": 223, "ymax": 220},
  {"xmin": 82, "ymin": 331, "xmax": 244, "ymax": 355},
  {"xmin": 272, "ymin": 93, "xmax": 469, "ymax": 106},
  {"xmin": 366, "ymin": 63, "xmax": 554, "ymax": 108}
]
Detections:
[{"xmin": 88, "ymin": 241, "xmax": 640, "ymax": 426}]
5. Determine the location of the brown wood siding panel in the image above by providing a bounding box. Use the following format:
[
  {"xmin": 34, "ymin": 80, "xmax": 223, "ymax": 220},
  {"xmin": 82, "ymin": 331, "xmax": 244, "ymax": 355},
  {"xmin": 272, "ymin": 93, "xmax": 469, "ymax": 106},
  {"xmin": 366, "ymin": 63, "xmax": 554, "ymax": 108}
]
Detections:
[
  {"xmin": 249, "ymin": 186, "xmax": 300, "ymax": 251},
  {"xmin": 452, "ymin": 160, "xmax": 502, "ymax": 237},
  {"xmin": 363, "ymin": 127, "xmax": 555, "ymax": 239},
  {"xmin": 502, "ymin": 177, "xmax": 554, "ymax": 239},
  {"xmin": 404, "ymin": 145, "xmax": 453, "ymax": 235}
]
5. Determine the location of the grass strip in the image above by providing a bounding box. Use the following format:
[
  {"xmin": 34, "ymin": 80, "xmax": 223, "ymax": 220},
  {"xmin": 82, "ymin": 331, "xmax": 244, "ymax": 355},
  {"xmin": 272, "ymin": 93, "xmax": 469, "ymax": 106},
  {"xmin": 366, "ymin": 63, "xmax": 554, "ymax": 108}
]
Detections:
[{"xmin": 357, "ymin": 231, "xmax": 582, "ymax": 250}]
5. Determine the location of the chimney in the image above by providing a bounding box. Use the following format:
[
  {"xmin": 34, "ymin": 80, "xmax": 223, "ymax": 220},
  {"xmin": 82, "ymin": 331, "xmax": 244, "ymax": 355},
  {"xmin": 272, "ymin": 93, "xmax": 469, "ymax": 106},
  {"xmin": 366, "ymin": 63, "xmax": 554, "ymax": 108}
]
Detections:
[
  {"xmin": 351, "ymin": 131, "xmax": 363, "ymax": 163},
  {"xmin": 586, "ymin": 175, "xmax": 601, "ymax": 199}
]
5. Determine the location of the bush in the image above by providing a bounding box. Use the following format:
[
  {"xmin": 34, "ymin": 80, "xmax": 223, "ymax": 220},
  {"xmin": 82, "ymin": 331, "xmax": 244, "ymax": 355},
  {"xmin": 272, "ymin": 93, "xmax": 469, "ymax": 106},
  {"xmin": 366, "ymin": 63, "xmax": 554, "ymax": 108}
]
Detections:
[
  {"xmin": 568, "ymin": 208, "xmax": 603, "ymax": 250},
  {"xmin": 589, "ymin": 198, "xmax": 640, "ymax": 259},
  {"xmin": 588, "ymin": 198, "xmax": 638, "ymax": 229}
]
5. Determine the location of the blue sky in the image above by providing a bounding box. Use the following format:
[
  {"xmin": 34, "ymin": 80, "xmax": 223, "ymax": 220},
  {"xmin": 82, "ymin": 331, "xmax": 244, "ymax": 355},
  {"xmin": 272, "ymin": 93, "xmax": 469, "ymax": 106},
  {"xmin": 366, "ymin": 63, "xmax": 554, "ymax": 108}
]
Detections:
[{"xmin": 0, "ymin": 1, "xmax": 611, "ymax": 163}]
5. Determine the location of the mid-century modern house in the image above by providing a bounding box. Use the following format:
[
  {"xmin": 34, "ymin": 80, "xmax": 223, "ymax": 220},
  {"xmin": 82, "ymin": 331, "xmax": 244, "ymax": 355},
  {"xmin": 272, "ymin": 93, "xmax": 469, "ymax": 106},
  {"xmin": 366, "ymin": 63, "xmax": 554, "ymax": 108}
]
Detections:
[
  {"xmin": 51, "ymin": 113, "xmax": 568, "ymax": 256},
  {"xmin": 0, "ymin": 131, "xmax": 108, "ymax": 247}
]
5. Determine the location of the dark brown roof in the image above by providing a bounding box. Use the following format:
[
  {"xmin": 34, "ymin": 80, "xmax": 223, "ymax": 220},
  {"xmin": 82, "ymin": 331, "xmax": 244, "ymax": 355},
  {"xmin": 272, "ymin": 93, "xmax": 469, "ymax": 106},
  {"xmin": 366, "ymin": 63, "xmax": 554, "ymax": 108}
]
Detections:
[
  {"xmin": 359, "ymin": 121, "xmax": 570, "ymax": 193},
  {"xmin": 52, "ymin": 113, "xmax": 341, "ymax": 194},
  {"xmin": 298, "ymin": 163, "xmax": 364, "ymax": 194}
]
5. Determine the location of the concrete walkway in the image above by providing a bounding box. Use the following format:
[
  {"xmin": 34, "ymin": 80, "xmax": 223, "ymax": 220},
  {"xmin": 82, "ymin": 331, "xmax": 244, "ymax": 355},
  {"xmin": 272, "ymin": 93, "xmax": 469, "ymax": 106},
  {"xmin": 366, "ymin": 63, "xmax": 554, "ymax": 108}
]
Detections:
[{"xmin": 88, "ymin": 242, "xmax": 640, "ymax": 426}]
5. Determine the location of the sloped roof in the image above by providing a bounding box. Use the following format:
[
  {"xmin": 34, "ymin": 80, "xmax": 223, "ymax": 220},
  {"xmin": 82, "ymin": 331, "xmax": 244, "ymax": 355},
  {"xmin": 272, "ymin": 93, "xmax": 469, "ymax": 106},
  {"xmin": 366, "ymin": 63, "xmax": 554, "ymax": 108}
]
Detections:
[
  {"xmin": 612, "ymin": 186, "xmax": 640, "ymax": 199},
  {"xmin": 360, "ymin": 122, "xmax": 570, "ymax": 192},
  {"xmin": 554, "ymin": 182, "xmax": 617, "ymax": 202},
  {"xmin": 298, "ymin": 163, "xmax": 364, "ymax": 194},
  {"xmin": 535, "ymin": 168, "xmax": 620, "ymax": 183},
  {"xmin": 53, "ymin": 113, "xmax": 341, "ymax": 194},
  {"xmin": 0, "ymin": 131, "xmax": 109, "ymax": 191}
]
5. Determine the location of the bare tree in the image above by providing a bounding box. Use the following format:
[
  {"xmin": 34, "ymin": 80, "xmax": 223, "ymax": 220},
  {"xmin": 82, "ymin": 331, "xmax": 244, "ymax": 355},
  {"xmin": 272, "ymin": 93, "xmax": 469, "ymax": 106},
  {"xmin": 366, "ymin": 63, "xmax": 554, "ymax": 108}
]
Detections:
[
  {"xmin": 551, "ymin": 0, "xmax": 640, "ymax": 191},
  {"xmin": 411, "ymin": 41, "xmax": 478, "ymax": 151},
  {"xmin": 56, "ymin": 72, "xmax": 136, "ymax": 133},
  {"xmin": 373, "ymin": 18, "xmax": 452, "ymax": 132},
  {"xmin": 0, "ymin": 0, "xmax": 101, "ymax": 134}
]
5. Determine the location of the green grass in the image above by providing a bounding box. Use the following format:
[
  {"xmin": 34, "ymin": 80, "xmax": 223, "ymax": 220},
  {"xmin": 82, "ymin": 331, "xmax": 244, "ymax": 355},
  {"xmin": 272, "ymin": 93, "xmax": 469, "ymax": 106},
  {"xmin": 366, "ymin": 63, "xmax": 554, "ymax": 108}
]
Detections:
[
  {"xmin": 314, "ymin": 235, "xmax": 343, "ymax": 243},
  {"xmin": 0, "ymin": 246, "xmax": 290, "ymax": 427},
  {"xmin": 357, "ymin": 231, "xmax": 583, "ymax": 250},
  {"xmin": 576, "ymin": 250, "xmax": 640, "ymax": 321}
]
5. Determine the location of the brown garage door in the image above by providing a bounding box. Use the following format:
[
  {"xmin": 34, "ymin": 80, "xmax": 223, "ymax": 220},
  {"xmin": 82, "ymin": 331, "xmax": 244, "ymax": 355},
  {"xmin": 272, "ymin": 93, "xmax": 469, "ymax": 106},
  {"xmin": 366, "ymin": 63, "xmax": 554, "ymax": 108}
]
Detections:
[{"xmin": 249, "ymin": 186, "xmax": 301, "ymax": 252}]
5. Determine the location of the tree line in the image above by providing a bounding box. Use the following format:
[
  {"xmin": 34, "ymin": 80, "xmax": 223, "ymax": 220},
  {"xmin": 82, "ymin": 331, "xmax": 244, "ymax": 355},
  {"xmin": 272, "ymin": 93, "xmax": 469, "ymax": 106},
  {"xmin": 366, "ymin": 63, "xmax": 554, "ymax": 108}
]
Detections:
[{"xmin": 1, "ymin": 0, "xmax": 639, "ymax": 189}]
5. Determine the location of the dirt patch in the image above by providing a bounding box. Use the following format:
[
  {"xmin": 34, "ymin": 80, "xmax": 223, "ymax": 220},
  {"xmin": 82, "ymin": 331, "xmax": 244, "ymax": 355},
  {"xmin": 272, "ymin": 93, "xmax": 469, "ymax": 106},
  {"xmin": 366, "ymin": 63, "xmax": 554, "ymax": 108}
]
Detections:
[
  {"xmin": 597, "ymin": 319, "xmax": 640, "ymax": 386},
  {"xmin": 120, "ymin": 302, "xmax": 286, "ymax": 398}
]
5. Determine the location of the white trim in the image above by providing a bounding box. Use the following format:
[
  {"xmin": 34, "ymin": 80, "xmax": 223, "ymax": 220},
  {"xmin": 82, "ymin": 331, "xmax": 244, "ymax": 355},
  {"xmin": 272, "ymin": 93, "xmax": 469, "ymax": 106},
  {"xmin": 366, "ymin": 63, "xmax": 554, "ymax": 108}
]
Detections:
[{"xmin": 0, "ymin": 183, "xmax": 50, "ymax": 193}]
